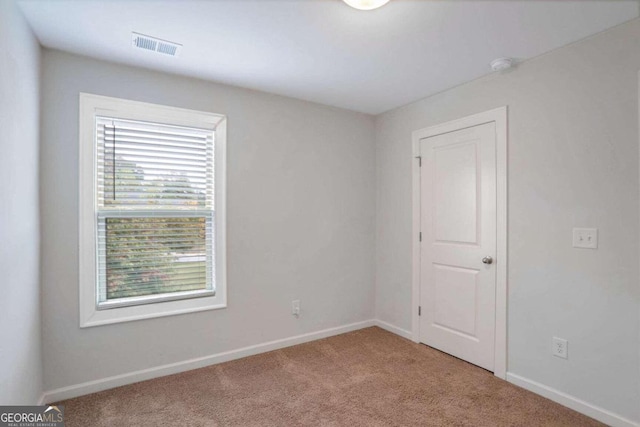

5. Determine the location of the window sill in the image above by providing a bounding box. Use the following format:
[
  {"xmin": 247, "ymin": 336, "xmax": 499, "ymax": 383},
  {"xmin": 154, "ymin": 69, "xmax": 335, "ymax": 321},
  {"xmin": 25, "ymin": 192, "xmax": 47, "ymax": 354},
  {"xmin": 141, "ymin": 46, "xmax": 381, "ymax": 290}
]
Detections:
[{"xmin": 80, "ymin": 293, "xmax": 226, "ymax": 328}]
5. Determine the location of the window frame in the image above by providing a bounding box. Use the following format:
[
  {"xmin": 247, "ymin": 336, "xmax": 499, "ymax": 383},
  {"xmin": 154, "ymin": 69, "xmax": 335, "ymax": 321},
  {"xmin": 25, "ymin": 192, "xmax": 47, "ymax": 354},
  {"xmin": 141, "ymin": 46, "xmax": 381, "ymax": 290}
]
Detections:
[{"xmin": 79, "ymin": 93, "xmax": 227, "ymax": 328}]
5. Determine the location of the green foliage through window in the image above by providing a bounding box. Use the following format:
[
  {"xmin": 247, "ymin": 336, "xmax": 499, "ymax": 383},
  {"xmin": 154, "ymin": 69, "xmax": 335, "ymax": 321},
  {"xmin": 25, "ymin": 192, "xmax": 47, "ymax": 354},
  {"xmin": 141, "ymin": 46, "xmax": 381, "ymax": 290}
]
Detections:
[{"xmin": 96, "ymin": 117, "xmax": 215, "ymax": 303}]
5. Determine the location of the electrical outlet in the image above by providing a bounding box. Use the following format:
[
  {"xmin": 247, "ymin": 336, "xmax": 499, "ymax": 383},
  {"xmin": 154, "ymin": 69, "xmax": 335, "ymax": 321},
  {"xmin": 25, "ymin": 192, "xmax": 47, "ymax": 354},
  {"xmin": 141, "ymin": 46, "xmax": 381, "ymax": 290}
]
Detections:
[
  {"xmin": 572, "ymin": 228, "xmax": 598, "ymax": 249},
  {"xmin": 292, "ymin": 300, "xmax": 300, "ymax": 317},
  {"xmin": 552, "ymin": 337, "xmax": 568, "ymax": 359}
]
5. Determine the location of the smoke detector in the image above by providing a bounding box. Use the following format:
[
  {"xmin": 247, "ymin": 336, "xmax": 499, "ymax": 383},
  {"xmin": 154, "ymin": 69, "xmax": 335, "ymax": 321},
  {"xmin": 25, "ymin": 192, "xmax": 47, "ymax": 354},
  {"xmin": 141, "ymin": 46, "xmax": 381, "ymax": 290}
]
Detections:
[
  {"xmin": 490, "ymin": 57, "xmax": 514, "ymax": 72},
  {"xmin": 131, "ymin": 32, "xmax": 182, "ymax": 57}
]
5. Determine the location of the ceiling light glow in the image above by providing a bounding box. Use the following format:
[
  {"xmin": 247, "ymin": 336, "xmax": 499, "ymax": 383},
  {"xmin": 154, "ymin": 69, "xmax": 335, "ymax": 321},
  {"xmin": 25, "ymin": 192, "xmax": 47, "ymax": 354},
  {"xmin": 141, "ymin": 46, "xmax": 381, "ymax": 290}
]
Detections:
[{"xmin": 342, "ymin": 0, "xmax": 390, "ymax": 11}]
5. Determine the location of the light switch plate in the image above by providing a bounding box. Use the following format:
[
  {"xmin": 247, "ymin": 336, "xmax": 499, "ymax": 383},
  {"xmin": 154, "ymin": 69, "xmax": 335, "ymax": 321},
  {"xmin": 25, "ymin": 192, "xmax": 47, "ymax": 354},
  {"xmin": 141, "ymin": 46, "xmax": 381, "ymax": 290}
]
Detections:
[{"xmin": 573, "ymin": 228, "xmax": 598, "ymax": 249}]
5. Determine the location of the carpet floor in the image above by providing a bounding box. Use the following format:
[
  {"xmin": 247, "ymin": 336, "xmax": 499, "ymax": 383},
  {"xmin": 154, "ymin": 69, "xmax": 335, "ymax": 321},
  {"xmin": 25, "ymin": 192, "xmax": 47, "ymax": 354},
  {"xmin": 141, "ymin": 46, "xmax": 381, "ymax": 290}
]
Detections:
[{"xmin": 56, "ymin": 327, "xmax": 603, "ymax": 426}]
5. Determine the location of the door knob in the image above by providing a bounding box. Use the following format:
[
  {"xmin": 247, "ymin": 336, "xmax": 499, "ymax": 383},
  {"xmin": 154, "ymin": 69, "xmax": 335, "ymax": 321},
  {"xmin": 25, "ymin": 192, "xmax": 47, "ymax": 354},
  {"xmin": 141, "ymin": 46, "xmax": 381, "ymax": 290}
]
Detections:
[{"xmin": 482, "ymin": 256, "xmax": 493, "ymax": 265}]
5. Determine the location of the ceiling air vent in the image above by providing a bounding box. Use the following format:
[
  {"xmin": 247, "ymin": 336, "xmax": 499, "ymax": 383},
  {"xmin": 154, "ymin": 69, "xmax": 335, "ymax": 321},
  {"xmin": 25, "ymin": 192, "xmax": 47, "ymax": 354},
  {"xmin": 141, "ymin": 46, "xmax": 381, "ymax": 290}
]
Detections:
[{"xmin": 131, "ymin": 32, "xmax": 182, "ymax": 57}]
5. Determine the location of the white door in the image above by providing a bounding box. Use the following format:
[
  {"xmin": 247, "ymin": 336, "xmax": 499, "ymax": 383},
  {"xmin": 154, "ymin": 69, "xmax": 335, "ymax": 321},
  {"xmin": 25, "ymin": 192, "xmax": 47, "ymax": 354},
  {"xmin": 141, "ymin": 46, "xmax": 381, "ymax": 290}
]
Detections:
[{"xmin": 419, "ymin": 122, "xmax": 497, "ymax": 371}]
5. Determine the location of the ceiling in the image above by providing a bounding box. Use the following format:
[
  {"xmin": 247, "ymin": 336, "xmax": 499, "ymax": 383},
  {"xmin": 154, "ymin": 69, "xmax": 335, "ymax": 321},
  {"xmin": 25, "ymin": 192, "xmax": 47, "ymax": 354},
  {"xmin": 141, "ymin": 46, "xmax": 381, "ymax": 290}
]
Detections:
[{"xmin": 17, "ymin": 0, "xmax": 639, "ymax": 114}]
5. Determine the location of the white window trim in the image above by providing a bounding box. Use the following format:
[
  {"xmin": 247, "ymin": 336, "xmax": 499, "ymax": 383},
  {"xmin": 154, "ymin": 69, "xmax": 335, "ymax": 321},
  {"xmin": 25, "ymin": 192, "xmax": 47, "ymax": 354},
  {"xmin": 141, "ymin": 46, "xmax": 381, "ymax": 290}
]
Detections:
[{"xmin": 79, "ymin": 93, "xmax": 227, "ymax": 328}]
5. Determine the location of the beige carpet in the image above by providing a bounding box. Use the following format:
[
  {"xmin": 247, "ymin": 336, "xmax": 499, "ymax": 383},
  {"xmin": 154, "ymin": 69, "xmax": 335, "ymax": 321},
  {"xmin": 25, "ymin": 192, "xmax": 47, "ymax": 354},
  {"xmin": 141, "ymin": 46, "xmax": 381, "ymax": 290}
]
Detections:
[{"xmin": 56, "ymin": 327, "xmax": 603, "ymax": 426}]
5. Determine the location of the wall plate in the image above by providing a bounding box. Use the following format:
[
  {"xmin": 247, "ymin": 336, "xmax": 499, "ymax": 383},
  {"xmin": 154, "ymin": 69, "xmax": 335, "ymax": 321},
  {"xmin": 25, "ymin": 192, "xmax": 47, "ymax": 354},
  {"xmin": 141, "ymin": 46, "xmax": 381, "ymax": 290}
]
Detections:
[{"xmin": 572, "ymin": 228, "xmax": 597, "ymax": 249}]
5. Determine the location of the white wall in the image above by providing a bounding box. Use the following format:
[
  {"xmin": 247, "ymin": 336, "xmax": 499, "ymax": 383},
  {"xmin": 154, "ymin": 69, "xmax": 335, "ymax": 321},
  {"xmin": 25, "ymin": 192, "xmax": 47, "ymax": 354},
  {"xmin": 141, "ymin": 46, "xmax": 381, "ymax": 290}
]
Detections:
[
  {"xmin": 0, "ymin": 0, "xmax": 42, "ymax": 405},
  {"xmin": 375, "ymin": 19, "xmax": 640, "ymax": 422},
  {"xmin": 40, "ymin": 49, "xmax": 376, "ymax": 392}
]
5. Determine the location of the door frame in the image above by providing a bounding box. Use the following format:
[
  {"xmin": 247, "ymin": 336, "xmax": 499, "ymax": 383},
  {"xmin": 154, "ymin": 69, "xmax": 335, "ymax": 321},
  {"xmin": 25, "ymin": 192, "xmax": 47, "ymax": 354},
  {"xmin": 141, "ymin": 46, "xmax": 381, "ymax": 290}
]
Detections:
[{"xmin": 411, "ymin": 106, "xmax": 508, "ymax": 379}]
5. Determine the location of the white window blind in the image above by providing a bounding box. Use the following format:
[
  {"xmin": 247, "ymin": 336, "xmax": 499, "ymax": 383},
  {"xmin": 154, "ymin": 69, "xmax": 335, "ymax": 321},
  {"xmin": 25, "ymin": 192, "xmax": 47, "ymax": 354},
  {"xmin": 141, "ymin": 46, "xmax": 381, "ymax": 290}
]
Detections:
[{"xmin": 95, "ymin": 117, "xmax": 215, "ymax": 308}]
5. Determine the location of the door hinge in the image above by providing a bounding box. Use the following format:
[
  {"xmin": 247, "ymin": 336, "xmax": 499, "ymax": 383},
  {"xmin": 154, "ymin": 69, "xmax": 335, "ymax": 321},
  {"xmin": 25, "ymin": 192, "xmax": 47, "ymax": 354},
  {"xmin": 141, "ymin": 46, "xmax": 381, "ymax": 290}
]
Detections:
[
  {"xmin": 419, "ymin": 232, "xmax": 422, "ymax": 242},
  {"xmin": 418, "ymin": 306, "xmax": 421, "ymax": 316},
  {"xmin": 415, "ymin": 156, "xmax": 422, "ymax": 167}
]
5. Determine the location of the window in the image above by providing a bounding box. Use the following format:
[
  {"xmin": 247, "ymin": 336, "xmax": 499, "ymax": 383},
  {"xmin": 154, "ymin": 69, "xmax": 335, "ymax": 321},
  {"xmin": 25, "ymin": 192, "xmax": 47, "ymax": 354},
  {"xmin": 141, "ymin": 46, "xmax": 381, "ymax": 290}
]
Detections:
[{"xmin": 79, "ymin": 94, "xmax": 226, "ymax": 327}]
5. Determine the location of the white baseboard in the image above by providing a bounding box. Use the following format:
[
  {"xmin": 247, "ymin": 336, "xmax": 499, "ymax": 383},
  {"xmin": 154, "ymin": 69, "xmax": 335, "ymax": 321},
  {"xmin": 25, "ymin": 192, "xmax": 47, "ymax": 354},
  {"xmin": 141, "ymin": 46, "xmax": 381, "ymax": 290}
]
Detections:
[
  {"xmin": 41, "ymin": 319, "xmax": 375, "ymax": 404},
  {"xmin": 374, "ymin": 319, "xmax": 413, "ymax": 340},
  {"xmin": 506, "ymin": 373, "xmax": 639, "ymax": 427}
]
